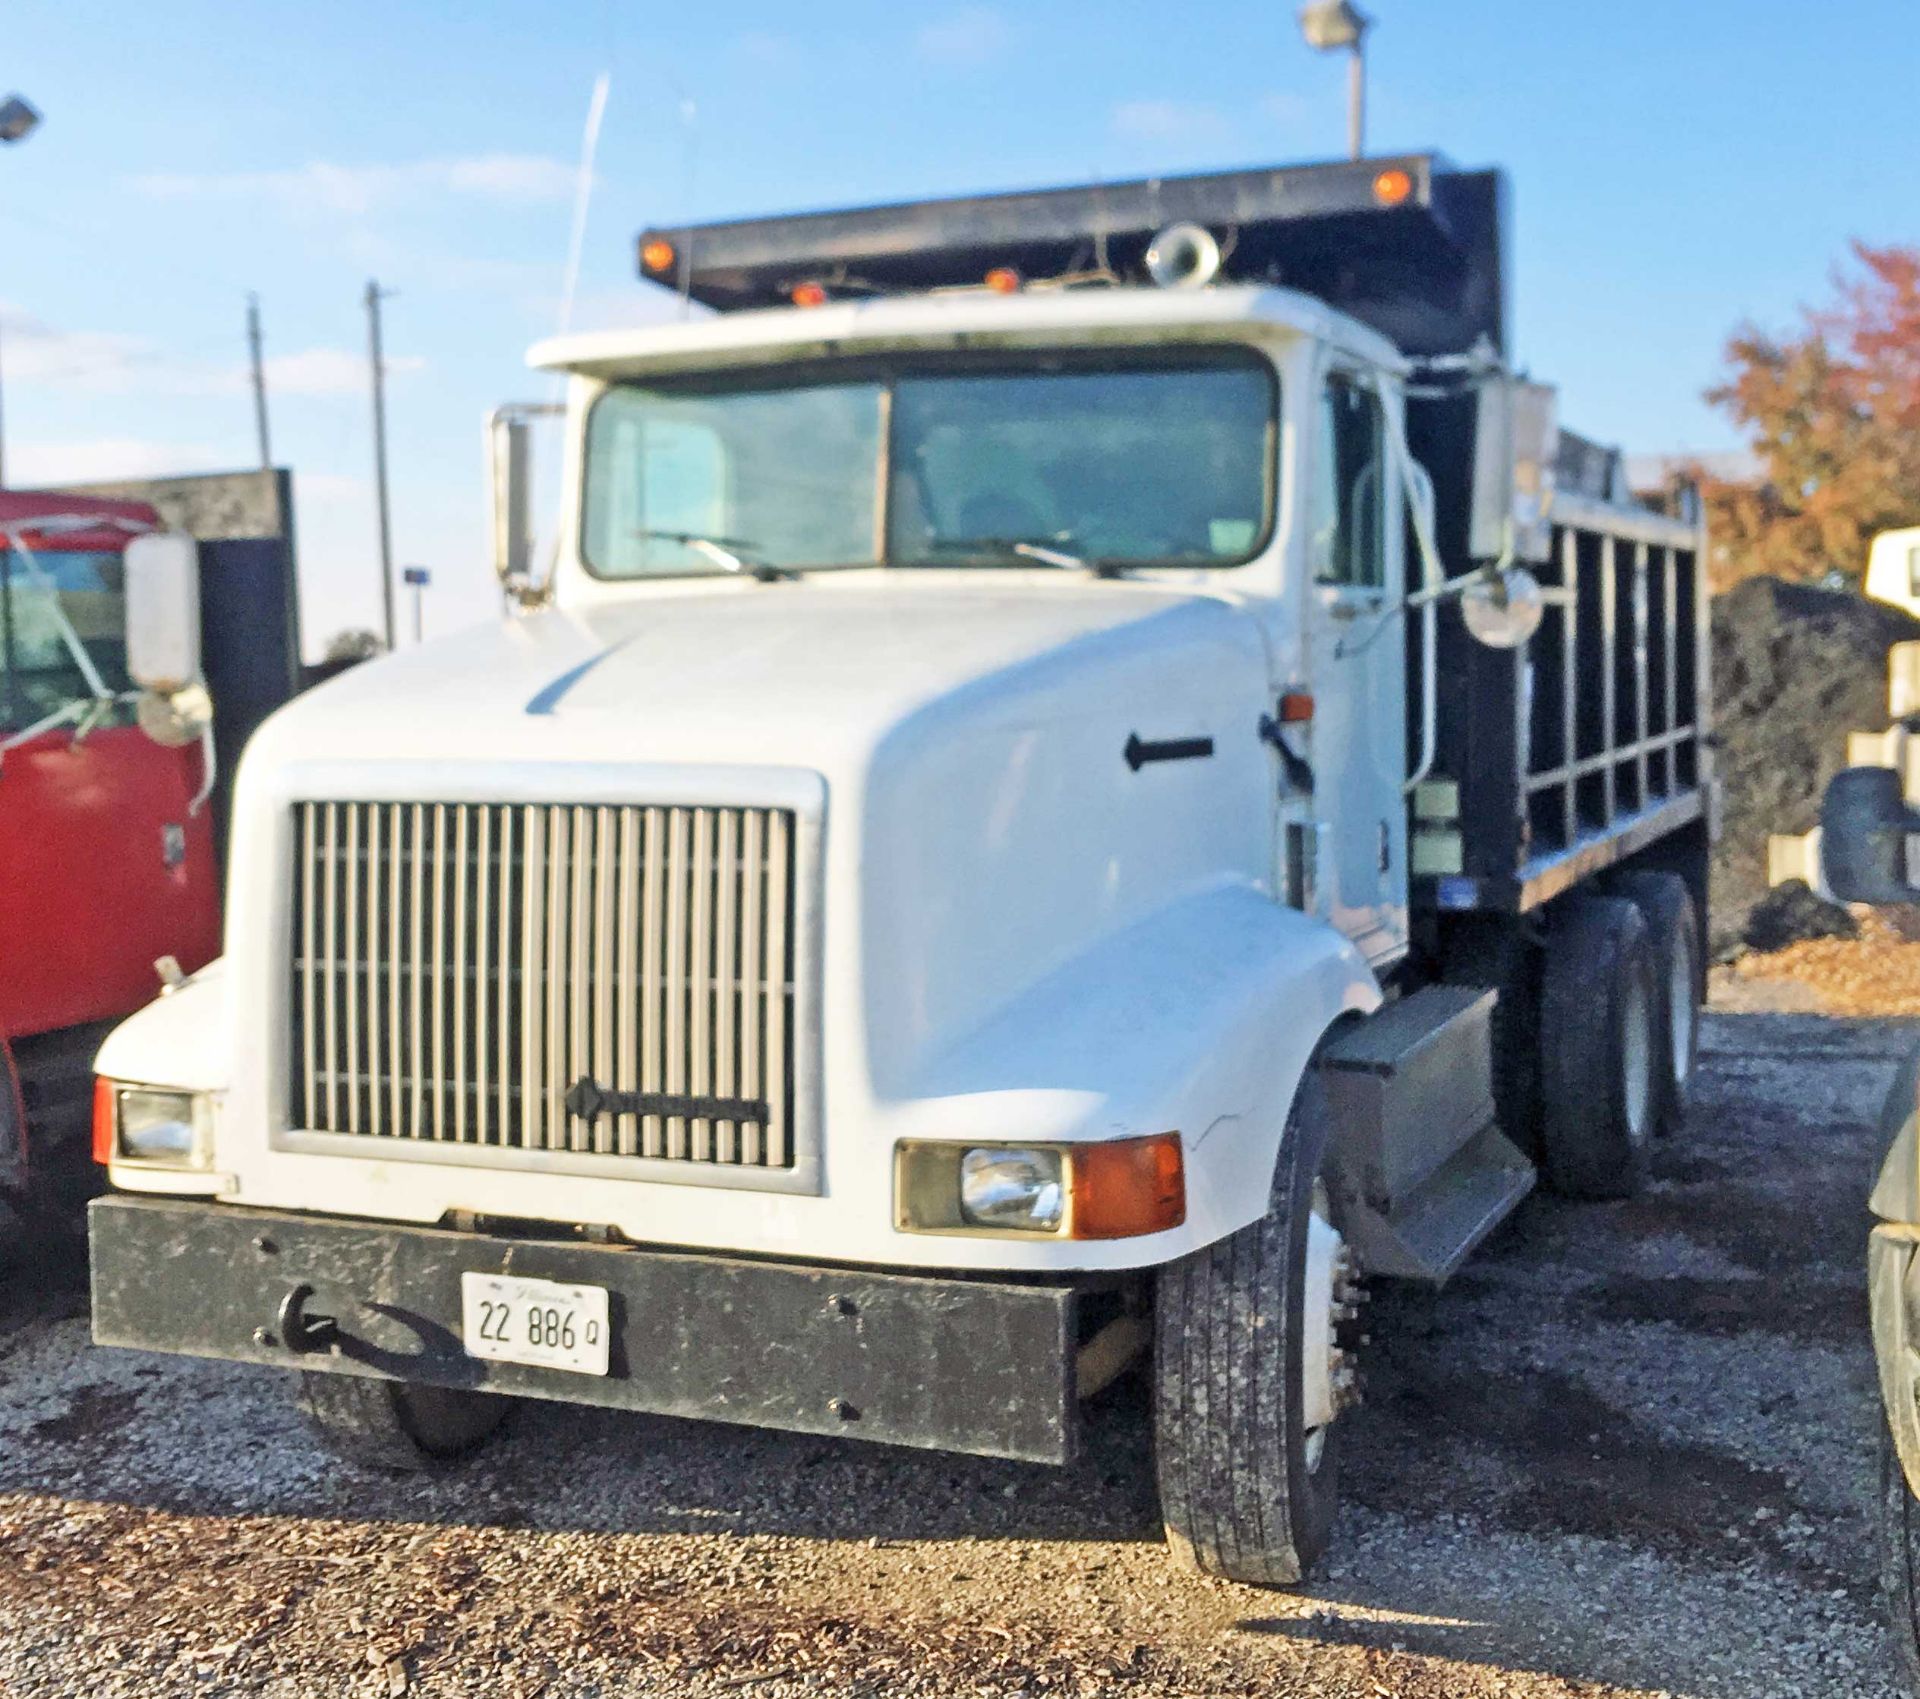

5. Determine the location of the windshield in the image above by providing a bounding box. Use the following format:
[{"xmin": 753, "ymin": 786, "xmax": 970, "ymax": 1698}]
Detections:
[
  {"xmin": 582, "ymin": 352, "xmax": 1276, "ymax": 579},
  {"xmin": 0, "ymin": 548, "xmax": 132, "ymax": 732}
]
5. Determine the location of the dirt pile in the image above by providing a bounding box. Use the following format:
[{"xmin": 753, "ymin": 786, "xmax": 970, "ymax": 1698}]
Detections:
[{"xmin": 1709, "ymin": 575, "xmax": 1920, "ymax": 956}]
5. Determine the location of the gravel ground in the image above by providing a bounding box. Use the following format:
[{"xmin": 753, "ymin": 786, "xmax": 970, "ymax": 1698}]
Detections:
[{"xmin": 0, "ymin": 1008, "xmax": 1909, "ymax": 1698}]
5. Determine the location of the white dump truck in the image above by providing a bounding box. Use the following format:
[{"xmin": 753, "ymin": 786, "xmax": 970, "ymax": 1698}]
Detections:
[{"xmin": 89, "ymin": 154, "xmax": 1712, "ymax": 1585}]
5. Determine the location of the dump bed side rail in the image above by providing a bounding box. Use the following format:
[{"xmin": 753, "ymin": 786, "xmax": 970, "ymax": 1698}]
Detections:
[{"xmin": 1413, "ymin": 494, "xmax": 1711, "ymax": 914}]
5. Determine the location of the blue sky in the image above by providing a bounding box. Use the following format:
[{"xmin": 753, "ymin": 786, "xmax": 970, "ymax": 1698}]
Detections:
[{"xmin": 2, "ymin": 1, "xmax": 1915, "ymax": 653}]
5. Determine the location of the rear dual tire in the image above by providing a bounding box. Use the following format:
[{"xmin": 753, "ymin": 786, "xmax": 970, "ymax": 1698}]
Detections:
[
  {"xmin": 1611, "ymin": 870, "xmax": 1702, "ymax": 1137},
  {"xmin": 1539, "ymin": 894, "xmax": 1661, "ymax": 1199}
]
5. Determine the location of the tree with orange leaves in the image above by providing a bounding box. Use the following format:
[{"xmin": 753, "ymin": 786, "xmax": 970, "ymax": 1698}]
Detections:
[{"xmin": 1704, "ymin": 242, "xmax": 1920, "ymax": 590}]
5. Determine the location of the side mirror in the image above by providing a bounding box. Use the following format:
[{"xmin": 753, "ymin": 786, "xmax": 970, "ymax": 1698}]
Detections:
[
  {"xmin": 1460, "ymin": 565, "xmax": 1545, "ymax": 650},
  {"xmin": 487, "ymin": 402, "xmax": 562, "ymax": 606},
  {"xmin": 1821, "ymin": 766, "xmax": 1920, "ymax": 904},
  {"xmin": 124, "ymin": 532, "xmax": 201, "ymax": 694}
]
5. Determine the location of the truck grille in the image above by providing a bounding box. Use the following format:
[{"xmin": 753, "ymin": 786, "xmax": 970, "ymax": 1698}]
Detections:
[{"xmin": 289, "ymin": 801, "xmax": 797, "ymax": 1170}]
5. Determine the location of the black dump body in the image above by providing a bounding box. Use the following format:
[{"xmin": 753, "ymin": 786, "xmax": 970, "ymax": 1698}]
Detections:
[
  {"xmin": 639, "ymin": 154, "xmax": 1709, "ymax": 918},
  {"xmin": 639, "ymin": 154, "xmax": 1506, "ymax": 358}
]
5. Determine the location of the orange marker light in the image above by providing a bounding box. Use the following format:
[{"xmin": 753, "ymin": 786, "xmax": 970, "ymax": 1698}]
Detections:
[
  {"xmin": 984, "ymin": 266, "xmax": 1022, "ymax": 295},
  {"xmin": 1279, "ymin": 691, "xmax": 1315, "ymax": 724},
  {"xmin": 640, "ymin": 238, "xmax": 677, "ymax": 275},
  {"xmin": 92, "ymin": 1077, "xmax": 116, "ymax": 1166},
  {"xmin": 789, "ymin": 281, "xmax": 829, "ymax": 308},
  {"xmin": 1372, "ymin": 167, "xmax": 1413, "ymax": 207},
  {"xmin": 1070, "ymin": 1132, "xmax": 1186, "ymax": 1240}
]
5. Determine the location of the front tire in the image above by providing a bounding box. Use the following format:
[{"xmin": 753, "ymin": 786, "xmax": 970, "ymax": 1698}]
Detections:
[
  {"xmin": 1154, "ymin": 1067, "xmax": 1356, "ymax": 1585},
  {"xmin": 297, "ymin": 1372, "xmax": 506, "ymax": 1471}
]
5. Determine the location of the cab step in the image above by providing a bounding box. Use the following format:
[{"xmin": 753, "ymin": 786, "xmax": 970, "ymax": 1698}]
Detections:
[
  {"xmin": 1320, "ymin": 983, "xmax": 1534, "ymax": 1286},
  {"xmin": 1340, "ymin": 1124, "xmax": 1535, "ymax": 1285}
]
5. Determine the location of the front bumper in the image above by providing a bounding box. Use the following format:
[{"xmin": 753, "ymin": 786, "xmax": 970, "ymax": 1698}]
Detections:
[{"xmin": 89, "ymin": 1195, "xmax": 1080, "ymax": 1463}]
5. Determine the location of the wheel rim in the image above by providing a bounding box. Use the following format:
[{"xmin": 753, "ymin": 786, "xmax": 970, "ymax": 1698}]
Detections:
[
  {"xmin": 1622, "ymin": 970, "xmax": 1654, "ymax": 1145},
  {"xmin": 1668, "ymin": 929, "xmax": 1698, "ymax": 1090},
  {"xmin": 1300, "ymin": 1179, "xmax": 1355, "ymax": 1474}
]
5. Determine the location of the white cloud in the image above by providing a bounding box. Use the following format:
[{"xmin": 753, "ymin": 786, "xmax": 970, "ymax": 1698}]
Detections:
[
  {"xmin": 0, "ymin": 302, "xmax": 156, "ymax": 389},
  {"xmin": 129, "ymin": 153, "xmax": 582, "ymax": 217},
  {"xmin": 261, "ymin": 347, "xmax": 426, "ymax": 397},
  {"xmin": 8, "ymin": 437, "xmax": 228, "ymax": 486},
  {"xmin": 915, "ymin": 7, "xmax": 1010, "ymax": 66},
  {"xmin": 735, "ymin": 29, "xmax": 802, "ymax": 66},
  {"xmin": 1111, "ymin": 99, "xmax": 1233, "ymax": 144},
  {"xmin": 0, "ymin": 302, "xmax": 424, "ymax": 399}
]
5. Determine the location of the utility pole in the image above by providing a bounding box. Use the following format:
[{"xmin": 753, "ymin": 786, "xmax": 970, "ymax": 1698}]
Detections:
[
  {"xmin": 365, "ymin": 279, "xmax": 396, "ymax": 652},
  {"xmin": 246, "ymin": 293, "xmax": 271, "ymax": 470}
]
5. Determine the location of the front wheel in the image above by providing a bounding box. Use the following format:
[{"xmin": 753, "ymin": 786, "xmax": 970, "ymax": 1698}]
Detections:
[
  {"xmin": 1153, "ymin": 1067, "xmax": 1361, "ymax": 1585},
  {"xmin": 297, "ymin": 1372, "xmax": 507, "ymax": 1471}
]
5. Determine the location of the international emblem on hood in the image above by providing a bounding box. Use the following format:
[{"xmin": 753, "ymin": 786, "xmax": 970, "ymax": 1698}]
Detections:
[{"xmin": 565, "ymin": 1079, "xmax": 771, "ymax": 1125}]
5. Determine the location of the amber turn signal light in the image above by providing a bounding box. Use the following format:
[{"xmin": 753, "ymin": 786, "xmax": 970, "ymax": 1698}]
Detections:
[
  {"xmin": 91, "ymin": 1075, "xmax": 115, "ymax": 1166},
  {"xmin": 1372, "ymin": 167, "xmax": 1413, "ymax": 207},
  {"xmin": 790, "ymin": 281, "xmax": 829, "ymax": 308},
  {"xmin": 1069, "ymin": 1132, "xmax": 1186, "ymax": 1240},
  {"xmin": 984, "ymin": 266, "xmax": 1022, "ymax": 295},
  {"xmin": 640, "ymin": 238, "xmax": 677, "ymax": 275}
]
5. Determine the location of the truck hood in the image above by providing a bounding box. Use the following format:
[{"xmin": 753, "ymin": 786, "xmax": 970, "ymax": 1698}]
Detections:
[
  {"xmin": 256, "ymin": 577, "xmax": 1263, "ymax": 774},
  {"xmin": 240, "ymin": 574, "xmax": 1277, "ymax": 1138}
]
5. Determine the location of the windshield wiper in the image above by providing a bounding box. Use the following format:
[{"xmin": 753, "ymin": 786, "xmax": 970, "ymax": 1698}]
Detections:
[
  {"xmin": 924, "ymin": 535, "xmax": 1109, "ymax": 574},
  {"xmin": 633, "ymin": 529, "xmax": 791, "ymax": 581}
]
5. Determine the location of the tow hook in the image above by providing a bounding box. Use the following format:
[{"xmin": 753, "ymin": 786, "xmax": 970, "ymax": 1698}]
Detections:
[{"xmin": 267, "ymin": 1282, "xmax": 340, "ymax": 1355}]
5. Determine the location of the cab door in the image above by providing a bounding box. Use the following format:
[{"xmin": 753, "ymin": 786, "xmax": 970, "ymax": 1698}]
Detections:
[{"xmin": 1301, "ymin": 366, "xmax": 1408, "ymax": 964}]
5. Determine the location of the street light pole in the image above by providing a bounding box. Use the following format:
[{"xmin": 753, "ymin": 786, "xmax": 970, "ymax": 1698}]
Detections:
[
  {"xmin": 1297, "ymin": 2, "xmax": 1372, "ymax": 161},
  {"xmin": 1347, "ymin": 33, "xmax": 1366, "ymax": 160}
]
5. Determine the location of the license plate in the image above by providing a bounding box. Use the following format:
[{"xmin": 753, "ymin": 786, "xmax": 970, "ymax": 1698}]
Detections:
[{"xmin": 460, "ymin": 1272, "xmax": 610, "ymax": 1376}]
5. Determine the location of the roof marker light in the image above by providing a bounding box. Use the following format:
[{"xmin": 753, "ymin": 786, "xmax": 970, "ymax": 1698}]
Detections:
[
  {"xmin": 1372, "ymin": 167, "xmax": 1413, "ymax": 207},
  {"xmin": 640, "ymin": 238, "xmax": 677, "ymax": 275}
]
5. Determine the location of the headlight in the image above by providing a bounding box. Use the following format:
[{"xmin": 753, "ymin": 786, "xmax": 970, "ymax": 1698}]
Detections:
[
  {"xmin": 896, "ymin": 1133, "xmax": 1184, "ymax": 1239},
  {"xmin": 96, "ymin": 1081, "xmax": 213, "ymax": 1168},
  {"xmin": 959, "ymin": 1148, "xmax": 1064, "ymax": 1232}
]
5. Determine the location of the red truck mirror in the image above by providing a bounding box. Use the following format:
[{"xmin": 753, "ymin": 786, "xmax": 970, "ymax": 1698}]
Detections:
[
  {"xmin": 124, "ymin": 532, "xmax": 201, "ymax": 694},
  {"xmin": 1821, "ymin": 766, "xmax": 1920, "ymax": 904},
  {"xmin": 123, "ymin": 532, "xmax": 211, "ymax": 749}
]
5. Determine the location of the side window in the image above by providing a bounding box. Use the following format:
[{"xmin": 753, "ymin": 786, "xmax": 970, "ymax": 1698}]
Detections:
[{"xmin": 1312, "ymin": 375, "xmax": 1384, "ymax": 589}]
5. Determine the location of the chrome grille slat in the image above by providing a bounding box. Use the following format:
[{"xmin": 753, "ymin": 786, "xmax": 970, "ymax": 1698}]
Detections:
[{"xmin": 291, "ymin": 800, "xmax": 798, "ymax": 1173}]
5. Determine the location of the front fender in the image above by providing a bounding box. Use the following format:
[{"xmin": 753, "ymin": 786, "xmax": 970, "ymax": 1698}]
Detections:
[
  {"xmin": 884, "ymin": 882, "xmax": 1381, "ymax": 1264},
  {"xmin": 94, "ymin": 959, "xmax": 230, "ymax": 1093}
]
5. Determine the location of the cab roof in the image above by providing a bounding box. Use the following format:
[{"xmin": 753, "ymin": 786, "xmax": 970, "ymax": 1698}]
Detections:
[{"xmin": 529, "ymin": 283, "xmax": 1407, "ymax": 384}]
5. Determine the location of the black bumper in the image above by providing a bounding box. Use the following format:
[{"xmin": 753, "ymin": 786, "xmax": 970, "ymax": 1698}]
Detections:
[{"xmin": 89, "ymin": 1195, "xmax": 1080, "ymax": 1464}]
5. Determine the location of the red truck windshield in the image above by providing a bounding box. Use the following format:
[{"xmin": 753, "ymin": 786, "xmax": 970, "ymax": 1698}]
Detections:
[{"xmin": 0, "ymin": 547, "xmax": 133, "ymax": 733}]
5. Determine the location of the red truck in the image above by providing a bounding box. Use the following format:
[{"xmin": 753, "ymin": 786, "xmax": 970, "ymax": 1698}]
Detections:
[{"xmin": 0, "ymin": 490, "xmax": 222, "ymax": 1220}]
